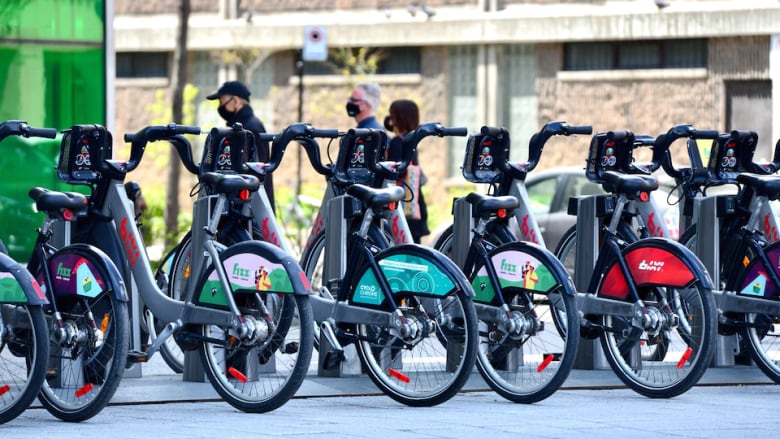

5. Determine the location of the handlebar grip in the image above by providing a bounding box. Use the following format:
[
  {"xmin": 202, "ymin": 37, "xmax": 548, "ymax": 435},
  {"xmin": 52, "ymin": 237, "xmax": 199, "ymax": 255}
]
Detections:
[
  {"xmin": 26, "ymin": 127, "xmax": 58, "ymax": 139},
  {"xmin": 694, "ymin": 129, "xmax": 720, "ymax": 140},
  {"xmin": 257, "ymin": 133, "xmax": 276, "ymax": 142},
  {"xmin": 567, "ymin": 125, "xmax": 593, "ymax": 135},
  {"xmin": 180, "ymin": 125, "xmax": 202, "ymax": 135},
  {"xmin": 124, "ymin": 133, "xmax": 135, "ymax": 143},
  {"xmin": 440, "ymin": 126, "xmax": 468, "ymax": 137},
  {"xmin": 310, "ymin": 128, "xmax": 340, "ymax": 138}
]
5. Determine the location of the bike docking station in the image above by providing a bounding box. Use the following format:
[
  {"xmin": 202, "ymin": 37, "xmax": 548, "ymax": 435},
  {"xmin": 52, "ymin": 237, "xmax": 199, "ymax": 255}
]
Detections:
[
  {"xmin": 688, "ymin": 195, "xmax": 739, "ymax": 367},
  {"xmin": 315, "ymin": 194, "xmax": 362, "ymax": 378},
  {"xmin": 571, "ymin": 195, "xmax": 611, "ymax": 369}
]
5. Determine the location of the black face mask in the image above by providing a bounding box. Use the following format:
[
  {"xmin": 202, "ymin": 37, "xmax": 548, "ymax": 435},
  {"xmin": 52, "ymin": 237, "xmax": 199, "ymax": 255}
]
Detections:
[
  {"xmin": 345, "ymin": 102, "xmax": 360, "ymax": 117},
  {"xmin": 383, "ymin": 115, "xmax": 393, "ymax": 131},
  {"xmin": 218, "ymin": 105, "xmax": 235, "ymax": 122}
]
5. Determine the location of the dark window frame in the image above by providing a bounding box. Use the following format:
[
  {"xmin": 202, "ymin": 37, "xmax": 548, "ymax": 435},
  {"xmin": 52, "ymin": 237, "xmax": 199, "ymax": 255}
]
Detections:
[
  {"xmin": 564, "ymin": 39, "xmax": 707, "ymax": 71},
  {"xmin": 116, "ymin": 51, "xmax": 169, "ymax": 78}
]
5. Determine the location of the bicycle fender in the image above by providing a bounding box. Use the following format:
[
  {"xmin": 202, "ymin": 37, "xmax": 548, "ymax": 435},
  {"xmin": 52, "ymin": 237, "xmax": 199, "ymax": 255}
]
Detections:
[
  {"xmin": 42, "ymin": 244, "xmax": 129, "ymax": 302},
  {"xmin": 0, "ymin": 253, "xmax": 48, "ymax": 305},
  {"xmin": 198, "ymin": 241, "xmax": 311, "ymax": 310},
  {"xmin": 599, "ymin": 238, "xmax": 713, "ymax": 301},
  {"xmin": 736, "ymin": 240, "xmax": 780, "ymax": 299},
  {"xmin": 350, "ymin": 244, "xmax": 475, "ymax": 307},
  {"xmin": 471, "ymin": 241, "xmax": 576, "ymax": 305}
]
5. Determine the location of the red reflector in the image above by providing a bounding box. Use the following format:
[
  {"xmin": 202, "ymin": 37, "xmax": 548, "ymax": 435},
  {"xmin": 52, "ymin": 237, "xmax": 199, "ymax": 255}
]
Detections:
[
  {"xmin": 239, "ymin": 189, "xmax": 250, "ymax": 201},
  {"xmin": 0, "ymin": 384, "xmax": 10, "ymax": 396},
  {"xmin": 388, "ymin": 368, "xmax": 410, "ymax": 383},
  {"xmin": 639, "ymin": 191, "xmax": 649, "ymax": 202},
  {"xmin": 677, "ymin": 347, "xmax": 693, "ymax": 369},
  {"xmin": 228, "ymin": 367, "xmax": 248, "ymax": 383},
  {"xmin": 75, "ymin": 383, "xmax": 94, "ymax": 398},
  {"xmin": 497, "ymin": 208, "xmax": 507, "ymax": 219},
  {"xmin": 537, "ymin": 354, "xmax": 554, "ymax": 372},
  {"xmin": 388, "ymin": 202, "xmax": 397, "ymax": 211},
  {"xmin": 62, "ymin": 209, "xmax": 74, "ymax": 221}
]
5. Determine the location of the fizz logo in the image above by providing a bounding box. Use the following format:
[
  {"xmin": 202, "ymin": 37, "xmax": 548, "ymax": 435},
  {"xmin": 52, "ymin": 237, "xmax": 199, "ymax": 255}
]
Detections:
[
  {"xmin": 638, "ymin": 259, "xmax": 664, "ymax": 272},
  {"xmin": 232, "ymin": 263, "xmax": 251, "ymax": 278},
  {"xmin": 56, "ymin": 262, "xmax": 72, "ymax": 279},
  {"xmin": 120, "ymin": 217, "xmax": 141, "ymax": 267},
  {"xmin": 499, "ymin": 259, "xmax": 517, "ymax": 274},
  {"xmin": 521, "ymin": 215, "xmax": 539, "ymax": 244}
]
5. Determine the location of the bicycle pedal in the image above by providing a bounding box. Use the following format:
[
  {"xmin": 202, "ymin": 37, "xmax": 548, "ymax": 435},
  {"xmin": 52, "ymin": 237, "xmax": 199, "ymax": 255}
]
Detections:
[
  {"xmin": 322, "ymin": 350, "xmax": 345, "ymax": 370},
  {"xmin": 126, "ymin": 350, "xmax": 148, "ymax": 367},
  {"xmin": 46, "ymin": 368, "xmax": 59, "ymax": 380},
  {"xmin": 282, "ymin": 341, "xmax": 300, "ymax": 354}
]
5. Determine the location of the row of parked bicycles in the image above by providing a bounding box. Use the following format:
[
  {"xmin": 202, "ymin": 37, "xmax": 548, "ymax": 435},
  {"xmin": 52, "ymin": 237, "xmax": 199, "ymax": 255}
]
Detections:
[{"xmin": 1, "ymin": 117, "xmax": 778, "ymax": 424}]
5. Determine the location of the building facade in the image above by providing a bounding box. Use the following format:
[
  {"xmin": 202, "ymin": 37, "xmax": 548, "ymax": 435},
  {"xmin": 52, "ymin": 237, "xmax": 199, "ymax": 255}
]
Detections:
[{"xmin": 113, "ymin": 0, "xmax": 780, "ymax": 239}]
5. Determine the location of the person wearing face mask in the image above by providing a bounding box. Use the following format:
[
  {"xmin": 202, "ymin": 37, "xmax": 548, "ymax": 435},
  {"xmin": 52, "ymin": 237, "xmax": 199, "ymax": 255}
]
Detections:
[
  {"xmin": 206, "ymin": 80, "xmax": 274, "ymax": 211},
  {"xmin": 384, "ymin": 99, "xmax": 429, "ymax": 244},
  {"xmin": 346, "ymin": 82, "xmax": 384, "ymax": 130}
]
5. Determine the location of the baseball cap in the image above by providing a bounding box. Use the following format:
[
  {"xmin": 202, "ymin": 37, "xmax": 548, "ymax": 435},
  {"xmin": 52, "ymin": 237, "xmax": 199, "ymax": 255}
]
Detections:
[{"xmin": 206, "ymin": 81, "xmax": 251, "ymax": 101}]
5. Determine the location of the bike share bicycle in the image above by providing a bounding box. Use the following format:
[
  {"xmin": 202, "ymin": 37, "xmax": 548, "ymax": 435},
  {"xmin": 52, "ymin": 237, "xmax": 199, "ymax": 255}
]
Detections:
[
  {"xmin": 264, "ymin": 123, "xmax": 479, "ymax": 407},
  {"xmin": 551, "ymin": 127, "xmax": 717, "ymax": 397},
  {"xmin": 0, "ymin": 121, "xmax": 50, "ymax": 424},
  {"xmin": 44, "ymin": 122, "xmax": 313, "ymax": 413},
  {"xmin": 431, "ymin": 124, "xmax": 584, "ymax": 403},
  {"xmin": 658, "ymin": 126, "xmax": 780, "ymax": 381}
]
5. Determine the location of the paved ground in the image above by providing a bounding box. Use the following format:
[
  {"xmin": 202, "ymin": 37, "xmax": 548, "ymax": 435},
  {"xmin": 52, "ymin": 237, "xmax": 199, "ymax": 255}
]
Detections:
[{"xmin": 3, "ymin": 355, "xmax": 778, "ymax": 438}]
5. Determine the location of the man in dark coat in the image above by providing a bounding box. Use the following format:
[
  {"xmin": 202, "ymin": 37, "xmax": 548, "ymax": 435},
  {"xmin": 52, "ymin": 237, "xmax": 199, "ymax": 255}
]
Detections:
[{"xmin": 207, "ymin": 80, "xmax": 275, "ymax": 211}]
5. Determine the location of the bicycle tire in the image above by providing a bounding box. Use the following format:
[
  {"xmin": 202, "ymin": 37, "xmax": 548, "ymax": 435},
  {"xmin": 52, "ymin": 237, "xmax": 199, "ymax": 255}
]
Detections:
[
  {"xmin": 435, "ymin": 225, "xmax": 579, "ymax": 403},
  {"xmin": 0, "ymin": 255, "xmax": 49, "ymax": 425},
  {"xmin": 35, "ymin": 245, "xmax": 130, "ymax": 422},
  {"xmin": 196, "ymin": 241, "xmax": 314, "ymax": 413},
  {"xmin": 299, "ymin": 225, "xmax": 390, "ymax": 350},
  {"xmin": 348, "ymin": 244, "xmax": 478, "ymax": 407},
  {"xmin": 596, "ymin": 239, "xmax": 716, "ymax": 398}
]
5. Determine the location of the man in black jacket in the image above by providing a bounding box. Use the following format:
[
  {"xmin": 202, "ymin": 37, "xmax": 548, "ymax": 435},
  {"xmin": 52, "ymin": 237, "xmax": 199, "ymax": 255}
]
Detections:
[{"xmin": 207, "ymin": 80, "xmax": 274, "ymax": 211}]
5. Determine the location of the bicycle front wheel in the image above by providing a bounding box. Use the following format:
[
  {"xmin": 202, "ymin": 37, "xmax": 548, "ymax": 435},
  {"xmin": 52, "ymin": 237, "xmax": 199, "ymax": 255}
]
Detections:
[
  {"xmin": 197, "ymin": 242, "xmax": 314, "ymax": 413},
  {"xmin": 351, "ymin": 245, "xmax": 478, "ymax": 407},
  {"xmin": 36, "ymin": 246, "xmax": 130, "ymax": 422}
]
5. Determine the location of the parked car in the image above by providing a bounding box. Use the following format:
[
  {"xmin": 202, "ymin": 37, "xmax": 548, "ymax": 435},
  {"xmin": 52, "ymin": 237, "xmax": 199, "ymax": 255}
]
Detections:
[{"xmin": 525, "ymin": 166, "xmax": 679, "ymax": 251}]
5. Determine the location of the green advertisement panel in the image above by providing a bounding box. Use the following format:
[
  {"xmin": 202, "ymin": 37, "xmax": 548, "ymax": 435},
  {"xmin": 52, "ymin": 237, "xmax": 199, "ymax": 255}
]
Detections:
[{"xmin": 0, "ymin": 0, "xmax": 106, "ymax": 260}]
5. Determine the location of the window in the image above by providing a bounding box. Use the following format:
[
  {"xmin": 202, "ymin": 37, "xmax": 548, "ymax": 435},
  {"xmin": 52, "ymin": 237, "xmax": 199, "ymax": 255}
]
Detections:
[
  {"xmin": 300, "ymin": 47, "xmax": 421, "ymax": 75},
  {"xmin": 564, "ymin": 39, "xmax": 707, "ymax": 71},
  {"xmin": 117, "ymin": 52, "xmax": 169, "ymax": 78}
]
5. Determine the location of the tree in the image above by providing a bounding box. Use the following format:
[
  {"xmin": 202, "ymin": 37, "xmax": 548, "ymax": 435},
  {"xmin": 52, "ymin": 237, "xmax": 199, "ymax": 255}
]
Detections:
[{"xmin": 166, "ymin": 0, "xmax": 190, "ymax": 249}]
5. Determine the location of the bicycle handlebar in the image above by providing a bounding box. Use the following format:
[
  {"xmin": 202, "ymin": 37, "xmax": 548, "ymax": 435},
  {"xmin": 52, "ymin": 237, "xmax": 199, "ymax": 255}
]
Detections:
[
  {"xmin": 656, "ymin": 124, "xmax": 720, "ymax": 181},
  {"xmin": 500, "ymin": 121, "xmax": 592, "ymax": 180},
  {"xmin": 376, "ymin": 122, "xmax": 467, "ymax": 179},
  {"xmin": 0, "ymin": 120, "xmax": 57, "ymax": 143},
  {"xmin": 122, "ymin": 123, "xmax": 202, "ymax": 173},
  {"xmin": 260, "ymin": 123, "xmax": 340, "ymax": 177}
]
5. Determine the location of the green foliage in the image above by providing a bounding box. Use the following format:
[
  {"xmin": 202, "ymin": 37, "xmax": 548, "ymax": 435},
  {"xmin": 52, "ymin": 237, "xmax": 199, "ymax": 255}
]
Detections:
[{"xmin": 325, "ymin": 47, "xmax": 385, "ymax": 76}]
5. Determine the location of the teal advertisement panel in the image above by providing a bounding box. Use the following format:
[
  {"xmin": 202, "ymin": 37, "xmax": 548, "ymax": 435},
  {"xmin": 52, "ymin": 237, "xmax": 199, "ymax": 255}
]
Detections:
[{"xmin": 353, "ymin": 253, "xmax": 456, "ymax": 305}]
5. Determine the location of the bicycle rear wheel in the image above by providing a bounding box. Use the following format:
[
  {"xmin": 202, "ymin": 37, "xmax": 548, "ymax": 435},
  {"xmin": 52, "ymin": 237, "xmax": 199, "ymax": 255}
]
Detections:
[
  {"xmin": 435, "ymin": 226, "xmax": 579, "ymax": 403},
  {"xmin": 197, "ymin": 242, "xmax": 313, "ymax": 413},
  {"xmin": 0, "ymin": 255, "xmax": 48, "ymax": 424},
  {"xmin": 596, "ymin": 241, "xmax": 716, "ymax": 398},
  {"xmin": 350, "ymin": 245, "xmax": 478, "ymax": 407},
  {"xmin": 36, "ymin": 246, "xmax": 130, "ymax": 422}
]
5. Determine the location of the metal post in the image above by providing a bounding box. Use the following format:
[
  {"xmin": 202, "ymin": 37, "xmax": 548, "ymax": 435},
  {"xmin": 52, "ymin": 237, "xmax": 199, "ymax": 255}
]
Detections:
[
  {"xmin": 318, "ymin": 195, "xmax": 361, "ymax": 377},
  {"xmin": 573, "ymin": 196, "xmax": 610, "ymax": 370},
  {"xmin": 694, "ymin": 196, "xmax": 737, "ymax": 367}
]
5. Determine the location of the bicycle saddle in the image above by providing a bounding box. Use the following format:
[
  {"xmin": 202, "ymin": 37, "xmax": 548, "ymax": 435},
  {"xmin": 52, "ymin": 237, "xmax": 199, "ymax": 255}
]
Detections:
[
  {"xmin": 464, "ymin": 192, "xmax": 519, "ymax": 217},
  {"xmin": 346, "ymin": 184, "xmax": 404, "ymax": 208},
  {"xmin": 29, "ymin": 187, "xmax": 88, "ymax": 219},
  {"xmin": 200, "ymin": 172, "xmax": 260, "ymax": 195},
  {"xmin": 601, "ymin": 171, "xmax": 658, "ymax": 198}
]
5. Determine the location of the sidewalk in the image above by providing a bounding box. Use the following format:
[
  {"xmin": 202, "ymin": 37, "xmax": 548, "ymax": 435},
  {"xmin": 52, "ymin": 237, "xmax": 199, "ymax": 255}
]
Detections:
[{"xmin": 104, "ymin": 356, "xmax": 775, "ymax": 405}]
